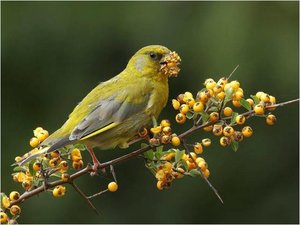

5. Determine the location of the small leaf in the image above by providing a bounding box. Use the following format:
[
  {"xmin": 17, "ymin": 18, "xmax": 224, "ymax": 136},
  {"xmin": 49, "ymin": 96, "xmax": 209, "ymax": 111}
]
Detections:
[
  {"xmin": 143, "ymin": 150, "xmax": 154, "ymax": 160},
  {"xmin": 199, "ymin": 111, "xmax": 209, "ymax": 123},
  {"xmin": 13, "ymin": 166, "xmax": 27, "ymax": 172},
  {"xmin": 224, "ymin": 87, "xmax": 234, "ymax": 105},
  {"xmin": 231, "ymin": 140, "xmax": 239, "ymax": 152},
  {"xmin": 187, "ymin": 169, "xmax": 202, "ymax": 177},
  {"xmin": 28, "ymin": 160, "xmax": 35, "ymax": 176},
  {"xmin": 250, "ymin": 95, "xmax": 260, "ymax": 105},
  {"xmin": 141, "ymin": 143, "xmax": 149, "ymax": 149},
  {"xmin": 178, "ymin": 159, "xmax": 188, "ymax": 171},
  {"xmin": 155, "ymin": 145, "xmax": 164, "ymax": 159},
  {"xmin": 186, "ymin": 112, "xmax": 194, "ymax": 119},
  {"xmin": 175, "ymin": 150, "xmax": 185, "ymax": 163},
  {"xmin": 240, "ymin": 98, "xmax": 251, "ymax": 111},
  {"xmin": 230, "ymin": 112, "xmax": 239, "ymax": 125},
  {"xmin": 207, "ymin": 106, "xmax": 219, "ymax": 112}
]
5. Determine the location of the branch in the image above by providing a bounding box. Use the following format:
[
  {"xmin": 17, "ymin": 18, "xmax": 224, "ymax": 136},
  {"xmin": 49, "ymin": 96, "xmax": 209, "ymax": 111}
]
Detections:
[{"xmin": 10, "ymin": 98, "xmax": 299, "ymax": 206}]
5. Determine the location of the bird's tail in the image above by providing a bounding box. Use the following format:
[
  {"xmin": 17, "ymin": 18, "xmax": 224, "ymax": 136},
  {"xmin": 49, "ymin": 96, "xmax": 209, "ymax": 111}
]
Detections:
[{"xmin": 15, "ymin": 146, "xmax": 51, "ymax": 166}]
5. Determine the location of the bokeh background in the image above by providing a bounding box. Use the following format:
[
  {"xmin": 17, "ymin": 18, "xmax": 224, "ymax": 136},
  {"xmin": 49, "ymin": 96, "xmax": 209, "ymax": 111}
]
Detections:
[{"xmin": 1, "ymin": 2, "xmax": 299, "ymax": 224}]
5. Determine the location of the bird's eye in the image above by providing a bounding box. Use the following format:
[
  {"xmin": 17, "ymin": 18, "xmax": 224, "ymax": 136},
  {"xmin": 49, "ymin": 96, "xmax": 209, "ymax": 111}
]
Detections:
[{"xmin": 149, "ymin": 52, "xmax": 162, "ymax": 61}]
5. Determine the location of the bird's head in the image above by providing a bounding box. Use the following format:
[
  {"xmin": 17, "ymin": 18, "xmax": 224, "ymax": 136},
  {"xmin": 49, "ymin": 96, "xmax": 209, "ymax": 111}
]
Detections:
[{"xmin": 127, "ymin": 45, "xmax": 181, "ymax": 80}]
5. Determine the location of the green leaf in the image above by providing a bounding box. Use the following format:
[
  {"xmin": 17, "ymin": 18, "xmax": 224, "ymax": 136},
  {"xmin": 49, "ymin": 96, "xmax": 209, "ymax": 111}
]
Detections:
[
  {"xmin": 28, "ymin": 160, "xmax": 35, "ymax": 176},
  {"xmin": 250, "ymin": 95, "xmax": 260, "ymax": 105},
  {"xmin": 186, "ymin": 112, "xmax": 194, "ymax": 119},
  {"xmin": 224, "ymin": 87, "xmax": 234, "ymax": 105},
  {"xmin": 207, "ymin": 106, "xmax": 219, "ymax": 112},
  {"xmin": 178, "ymin": 159, "xmax": 188, "ymax": 171},
  {"xmin": 143, "ymin": 149, "xmax": 154, "ymax": 161},
  {"xmin": 230, "ymin": 112, "xmax": 239, "ymax": 125},
  {"xmin": 13, "ymin": 166, "xmax": 27, "ymax": 172},
  {"xmin": 240, "ymin": 98, "xmax": 251, "ymax": 111},
  {"xmin": 187, "ymin": 169, "xmax": 202, "ymax": 177},
  {"xmin": 199, "ymin": 111, "xmax": 209, "ymax": 123},
  {"xmin": 155, "ymin": 145, "xmax": 164, "ymax": 159},
  {"xmin": 175, "ymin": 150, "xmax": 185, "ymax": 163},
  {"xmin": 141, "ymin": 143, "xmax": 149, "ymax": 149},
  {"xmin": 231, "ymin": 140, "xmax": 239, "ymax": 152}
]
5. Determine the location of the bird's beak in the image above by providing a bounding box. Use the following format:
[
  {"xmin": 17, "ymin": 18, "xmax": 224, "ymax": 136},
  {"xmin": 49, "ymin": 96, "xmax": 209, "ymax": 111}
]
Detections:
[{"xmin": 159, "ymin": 51, "xmax": 181, "ymax": 77}]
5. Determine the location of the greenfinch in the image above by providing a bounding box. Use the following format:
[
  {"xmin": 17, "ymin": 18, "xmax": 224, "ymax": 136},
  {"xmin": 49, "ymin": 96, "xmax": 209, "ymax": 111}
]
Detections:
[{"xmin": 18, "ymin": 45, "xmax": 181, "ymax": 168}]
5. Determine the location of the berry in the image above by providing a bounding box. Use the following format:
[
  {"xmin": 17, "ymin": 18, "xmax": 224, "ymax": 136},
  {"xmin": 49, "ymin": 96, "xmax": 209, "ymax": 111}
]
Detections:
[
  {"xmin": 9, "ymin": 205, "xmax": 21, "ymax": 216},
  {"xmin": 2, "ymin": 196, "xmax": 10, "ymax": 208},
  {"xmin": 230, "ymin": 80, "xmax": 240, "ymax": 90},
  {"xmin": 254, "ymin": 104, "xmax": 265, "ymax": 115},
  {"xmin": 193, "ymin": 102, "xmax": 204, "ymax": 112},
  {"xmin": 213, "ymin": 84, "xmax": 223, "ymax": 93},
  {"xmin": 50, "ymin": 150, "xmax": 60, "ymax": 158},
  {"xmin": 197, "ymin": 161, "xmax": 208, "ymax": 171},
  {"xmin": 175, "ymin": 113, "xmax": 186, "ymax": 124},
  {"xmin": 179, "ymin": 104, "xmax": 189, "ymax": 114},
  {"xmin": 108, "ymin": 182, "xmax": 118, "ymax": 192},
  {"xmin": 171, "ymin": 136, "xmax": 181, "ymax": 146},
  {"xmin": 235, "ymin": 115, "xmax": 246, "ymax": 125},
  {"xmin": 232, "ymin": 100, "xmax": 241, "ymax": 107},
  {"xmin": 36, "ymin": 130, "xmax": 49, "ymax": 142},
  {"xmin": 59, "ymin": 161, "xmax": 68, "ymax": 171},
  {"xmin": 201, "ymin": 138, "xmax": 211, "ymax": 147},
  {"xmin": 0, "ymin": 212, "xmax": 8, "ymax": 223},
  {"xmin": 195, "ymin": 157, "xmax": 205, "ymax": 164},
  {"xmin": 193, "ymin": 143, "xmax": 203, "ymax": 154},
  {"xmin": 209, "ymin": 112, "xmax": 219, "ymax": 122},
  {"xmin": 172, "ymin": 99, "xmax": 180, "ymax": 110},
  {"xmin": 9, "ymin": 191, "xmax": 20, "ymax": 201},
  {"xmin": 203, "ymin": 169, "xmax": 210, "ymax": 178},
  {"xmin": 206, "ymin": 80, "xmax": 216, "ymax": 90},
  {"xmin": 53, "ymin": 185, "xmax": 66, "ymax": 197},
  {"xmin": 242, "ymin": 126, "xmax": 253, "ymax": 138},
  {"xmin": 186, "ymin": 98, "xmax": 195, "ymax": 108},
  {"xmin": 156, "ymin": 180, "xmax": 164, "ymax": 190},
  {"xmin": 217, "ymin": 91, "xmax": 225, "ymax": 100},
  {"xmin": 160, "ymin": 119, "xmax": 171, "ymax": 127},
  {"xmin": 29, "ymin": 137, "xmax": 39, "ymax": 148},
  {"xmin": 72, "ymin": 160, "xmax": 84, "ymax": 170},
  {"xmin": 223, "ymin": 126, "xmax": 234, "ymax": 137},
  {"xmin": 246, "ymin": 98, "xmax": 254, "ymax": 107},
  {"xmin": 220, "ymin": 136, "xmax": 231, "ymax": 147},
  {"xmin": 32, "ymin": 162, "xmax": 42, "ymax": 171},
  {"xmin": 162, "ymin": 126, "xmax": 172, "ymax": 135},
  {"xmin": 233, "ymin": 131, "xmax": 244, "ymax": 142},
  {"xmin": 223, "ymin": 107, "xmax": 233, "ymax": 117},
  {"xmin": 266, "ymin": 114, "xmax": 276, "ymax": 125},
  {"xmin": 256, "ymin": 91, "xmax": 264, "ymax": 99},
  {"xmin": 61, "ymin": 173, "xmax": 70, "ymax": 182},
  {"xmin": 150, "ymin": 126, "xmax": 162, "ymax": 134},
  {"xmin": 203, "ymin": 125, "xmax": 213, "ymax": 132},
  {"xmin": 213, "ymin": 124, "xmax": 223, "ymax": 136},
  {"xmin": 233, "ymin": 91, "xmax": 244, "ymax": 101}
]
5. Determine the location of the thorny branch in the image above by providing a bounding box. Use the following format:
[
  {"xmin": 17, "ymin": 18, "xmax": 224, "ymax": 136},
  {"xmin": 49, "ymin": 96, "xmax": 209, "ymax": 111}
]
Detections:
[{"xmin": 10, "ymin": 98, "xmax": 300, "ymax": 208}]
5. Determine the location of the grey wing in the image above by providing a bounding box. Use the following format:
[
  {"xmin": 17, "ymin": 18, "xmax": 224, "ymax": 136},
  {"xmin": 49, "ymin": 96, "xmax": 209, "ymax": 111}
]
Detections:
[{"xmin": 69, "ymin": 94, "xmax": 149, "ymax": 141}]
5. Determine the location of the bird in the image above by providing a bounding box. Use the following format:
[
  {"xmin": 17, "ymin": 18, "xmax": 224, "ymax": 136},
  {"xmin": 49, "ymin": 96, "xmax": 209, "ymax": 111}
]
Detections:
[{"xmin": 18, "ymin": 45, "xmax": 181, "ymax": 171}]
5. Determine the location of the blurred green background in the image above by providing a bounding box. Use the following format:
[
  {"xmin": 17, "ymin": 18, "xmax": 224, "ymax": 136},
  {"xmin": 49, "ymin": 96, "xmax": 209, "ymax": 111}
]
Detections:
[{"xmin": 1, "ymin": 2, "xmax": 299, "ymax": 224}]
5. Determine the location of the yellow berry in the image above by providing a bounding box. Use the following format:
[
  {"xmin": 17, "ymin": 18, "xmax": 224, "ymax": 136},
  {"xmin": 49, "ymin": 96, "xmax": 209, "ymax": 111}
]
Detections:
[
  {"xmin": 156, "ymin": 180, "xmax": 164, "ymax": 190},
  {"xmin": 216, "ymin": 91, "xmax": 225, "ymax": 100},
  {"xmin": 0, "ymin": 212, "xmax": 8, "ymax": 223},
  {"xmin": 242, "ymin": 126, "xmax": 253, "ymax": 138},
  {"xmin": 59, "ymin": 160, "xmax": 68, "ymax": 171},
  {"xmin": 201, "ymin": 138, "xmax": 211, "ymax": 147},
  {"xmin": 193, "ymin": 143, "xmax": 203, "ymax": 154},
  {"xmin": 197, "ymin": 161, "xmax": 208, "ymax": 171},
  {"xmin": 160, "ymin": 119, "xmax": 171, "ymax": 127},
  {"xmin": 181, "ymin": 153, "xmax": 189, "ymax": 161},
  {"xmin": 189, "ymin": 152, "xmax": 197, "ymax": 161},
  {"xmin": 217, "ymin": 77, "xmax": 228, "ymax": 85},
  {"xmin": 150, "ymin": 126, "xmax": 162, "ymax": 134},
  {"xmin": 233, "ymin": 91, "xmax": 244, "ymax": 101},
  {"xmin": 179, "ymin": 104, "xmax": 189, "ymax": 114},
  {"xmin": 213, "ymin": 124, "xmax": 223, "ymax": 136},
  {"xmin": 161, "ymin": 135, "xmax": 170, "ymax": 144},
  {"xmin": 29, "ymin": 137, "xmax": 39, "ymax": 148},
  {"xmin": 9, "ymin": 205, "xmax": 21, "ymax": 216},
  {"xmin": 12, "ymin": 172, "xmax": 26, "ymax": 183},
  {"xmin": 220, "ymin": 136, "xmax": 231, "ymax": 147},
  {"xmin": 232, "ymin": 100, "xmax": 241, "ymax": 107},
  {"xmin": 2, "ymin": 196, "xmax": 10, "ymax": 209},
  {"xmin": 203, "ymin": 125, "xmax": 213, "ymax": 132},
  {"xmin": 186, "ymin": 161, "xmax": 196, "ymax": 170},
  {"xmin": 255, "ymin": 91, "xmax": 264, "ymax": 99},
  {"xmin": 261, "ymin": 93, "xmax": 270, "ymax": 103},
  {"xmin": 206, "ymin": 81, "xmax": 216, "ymax": 90},
  {"xmin": 203, "ymin": 169, "xmax": 210, "ymax": 178},
  {"xmin": 198, "ymin": 92, "xmax": 209, "ymax": 103},
  {"xmin": 72, "ymin": 160, "xmax": 84, "ymax": 170},
  {"xmin": 22, "ymin": 180, "xmax": 32, "ymax": 190},
  {"xmin": 254, "ymin": 104, "xmax": 265, "ymax": 115},
  {"xmin": 53, "ymin": 185, "xmax": 66, "ymax": 197},
  {"xmin": 230, "ymin": 80, "xmax": 240, "ymax": 90},
  {"xmin": 177, "ymin": 94, "xmax": 185, "ymax": 104},
  {"xmin": 223, "ymin": 107, "xmax": 233, "ymax": 117},
  {"xmin": 195, "ymin": 157, "xmax": 205, "ymax": 164},
  {"xmin": 269, "ymin": 95, "xmax": 276, "ymax": 104},
  {"xmin": 36, "ymin": 130, "xmax": 49, "ymax": 142},
  {"xmin": 108, "ymin": 182, "xmax": 118, "ymax": 192},
  {"xmin": 266, "ymin": 114, "xmax": 276, "ymax": 125},
  {"xmin": 235, "ymin": 115, "xmax": 246, "ymax": 125},
  {"xmin": 49, "ymin": 158, "xmax": 59, "ymax": 167},
  {"xmin": 209, "ymin": 112, "xmax": 219, "ymax": 122},
  {"xmin": 60, "ymin": 173, "xmax": 70, "ymax": 182},
  {"xmin": 175, "ymin": 113, "xmax": 186, "ymax": 124},
  {"xmin": 213, "ymin": 84, "xmax": 223, "ymax": 93},
  {"xmin": 50, "ymin": 150, "xmax": 60, "ymax": 158},
  {"xmin": 184, "ymin": 91, "xmax": 193, "ymax": 99},
  {"xmin": 32, "ymin": 162, "xmax": 42, "ymax": 171},
  {"xmin": 162, "ymin": 152, "xmax": 175, "ymax": 161},
  {"xmin": 162, "ymin": 126, "xmax": 171, "ymax": 135},
  {"xmin": 71, "ymin": 148, "xmax": 81, "ymax": 156},
  {"xmin": 174, "ymin": 168, "xmax": 185, "ymax": 179},
  {"xmin": 223, "ymin": 126, "xmax": 234, "ymax": 137},
  {"xmin": 14, "ymin": 156, "xmax": 22, "ymax": 163},
  {"xmin": 9, "ymin": 191, "xmax": 20, "ymax": 201},
  {"xmin": 233, "ymin": 131, "xmax": 244, "ymax": 142},
  {"xmin": 172, "ymin": 99, "xmax": 181, "ymax": 110},
  {"xmin": 186, "ymin": 98, "xmax": 195, "ymax": 108},
  {"xmin": 171, "ymin": 136, "xmax": 181, "ymax": 146},
  {"xmin": 193, "ymin": 102, "xmax": 204, "ymax": 113},
  {"xmin": 204, "ymin": 78, "xmax": 215, "ymax": 85},
  {"xmin": 246, "ymin": 98, "xmax": 254, "ymax": 107}
]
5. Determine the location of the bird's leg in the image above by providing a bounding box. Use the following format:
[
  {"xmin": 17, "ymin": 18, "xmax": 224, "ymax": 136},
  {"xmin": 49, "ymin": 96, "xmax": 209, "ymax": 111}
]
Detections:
[{"xmin": 87, "ymin": 145, "xmax": 105, "ymax": 175}]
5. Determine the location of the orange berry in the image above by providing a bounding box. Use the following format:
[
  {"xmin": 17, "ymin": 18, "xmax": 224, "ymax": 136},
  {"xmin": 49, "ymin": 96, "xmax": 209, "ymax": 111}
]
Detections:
[
  {"xmin": 242, "ymin": 126, "xmax": 253, "ymax": 138},
  {"xmin": 235, "ymin": 115, "xmax": 246, "ymax": 125},
  {"xmin": 209, "ymin": 112, "xmax": 219, "ymax": 122},
  {"xmin": 223, "ymin": 107, "xmax": 233, "ymax": 117},
  {"xmin": 171, "ymin": 136, "xmax": 181, "ymax": 146},
  {"xmin": 254, "ymin": 104, "xmax": 265, "ymax": 115},
  {"xmin": 172, "ymin": 99, "xmax": 181, "ymax": 110},
  {"xmin": 223, "ymin": 126, "xmax": 234, "ymax": 137},
  {"xmin": 266, "ymin": 114, "xmax": 276, "ymax": 125},
  {"xmin": 193, "ymin": 143, "xmax": 203, "ymax": 154},
  {"xmin": 193, "ymin": 102, "xmax": 204, "ymax": 113},
  {"xmin": 108, "ymin": 182, "xmax": 118, "ymax": 192},
  {"xmin": 175, "ymin": 113, "xmax": 186, "ymax": 124}
]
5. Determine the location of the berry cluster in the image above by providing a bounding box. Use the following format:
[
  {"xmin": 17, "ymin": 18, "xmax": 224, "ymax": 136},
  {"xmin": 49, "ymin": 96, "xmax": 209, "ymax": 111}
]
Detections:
[{"xmin": 1, "ymin": 192, "xmax": 21, "ymax": 224}]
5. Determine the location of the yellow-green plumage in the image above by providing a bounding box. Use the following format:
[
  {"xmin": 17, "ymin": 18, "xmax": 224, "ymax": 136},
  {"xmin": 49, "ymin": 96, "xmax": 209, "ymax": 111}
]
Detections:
[{"xmin": 41, "ymin": 45, "xmax": 172, "ymax": 152}]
